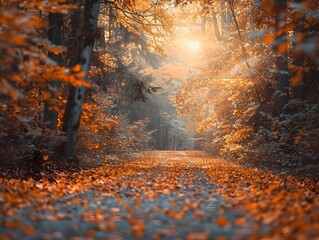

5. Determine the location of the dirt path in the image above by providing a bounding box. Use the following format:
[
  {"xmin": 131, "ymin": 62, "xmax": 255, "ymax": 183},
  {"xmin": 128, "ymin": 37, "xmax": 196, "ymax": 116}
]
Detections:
[{"xmin": 0, "ymin": 151, "xmax": 318, "ymax": 239}]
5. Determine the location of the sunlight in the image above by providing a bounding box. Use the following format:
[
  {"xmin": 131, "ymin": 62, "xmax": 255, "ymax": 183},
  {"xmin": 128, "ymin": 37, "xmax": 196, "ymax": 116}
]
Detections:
[{"xmin": 187, "ymin": 40, "xmax": 201, "ymax": 52}]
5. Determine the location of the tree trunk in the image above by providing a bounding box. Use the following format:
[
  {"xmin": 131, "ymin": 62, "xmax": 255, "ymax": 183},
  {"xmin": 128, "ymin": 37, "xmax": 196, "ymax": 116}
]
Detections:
[
  {"xmin": 108, "ymin": 5, "xmax": 116, "ymax": 44},
  {"xmin": 201, "ymin": 15, "xmax": 206, "ymax": 33},
  {"xmin": 292, "ymin": 0, "xmax": 304, "ymax": 99},
  {"xmin": 67, "ymin": 0, "xmax": 83, "ymax": 67},
  {"xmin": 212, "ymin": 5, "xmax": 224, "ymax": 42},
  {"xmin": 275, "ymin": 0, "xmax": 289, "ymax": 116},
  {"xmin": 220, "ymin": 0, "xmax": 227, "ymax": 28},
  {"xmin": 62, "ymin": 0, "xmax": 102, "ymax": 159},
  {"xmin": 43, "ymin": 13, "xmax": 62, "ymax": 130}
]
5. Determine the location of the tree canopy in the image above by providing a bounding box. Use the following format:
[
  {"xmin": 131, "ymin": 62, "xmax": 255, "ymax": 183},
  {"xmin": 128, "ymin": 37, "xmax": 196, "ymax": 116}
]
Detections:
[{"xmin": 0, "ymin": 0, "xmax": 319, "ymax": 172}]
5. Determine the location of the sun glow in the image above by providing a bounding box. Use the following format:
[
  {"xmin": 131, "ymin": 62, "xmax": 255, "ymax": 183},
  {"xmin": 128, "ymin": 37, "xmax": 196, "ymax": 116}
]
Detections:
[{"xmin": 187, "ymin": 40, "xmax": 201, "ymax": 52}]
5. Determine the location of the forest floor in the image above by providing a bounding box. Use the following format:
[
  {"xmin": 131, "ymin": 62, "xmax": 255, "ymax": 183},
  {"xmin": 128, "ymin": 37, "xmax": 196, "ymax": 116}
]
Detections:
[{"xmin": 0, "ymin": 151, "xmax": 319, "ymax": 240}]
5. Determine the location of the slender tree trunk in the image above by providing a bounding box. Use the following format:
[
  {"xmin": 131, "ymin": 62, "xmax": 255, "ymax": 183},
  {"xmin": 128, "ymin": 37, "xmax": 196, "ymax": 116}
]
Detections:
[
  {"xmin": 156, "ymin": 114, "xmax": 162, "ymax": 150},
  {"xmin": 108, "ymin": 5, "xmax": 116, "ymax": 44},
  {"xmin": 62, "ymin": 0, "xmax": 102, "ymax": 159},
  {"xmin": 67, "ymin": 0, "xmax": 83, "ymax": 67},
  {"xmin": 292, "ymin": 0, "xmax": 304, "ymax": 99},
  {"xmin": 226, "ymin": 0, "xmax": 232, "ymax": 26},
  {"xmin": 201, "ymin": 15, "xmax": 206, "ymax": 33},
  {"xmin": 163, "ymin": 124, "xmax": 169, "ymax": 150},
  {"xmin": 275, "ymin": 0, "xmax": 289, "ymax": 115},
  {"xmin": 228, "ymin": 0, "xmax": 250, "ymax": 68},
  {"xmin": 292, "ymin": 0, "xmax": 303, "ymax": 66},
  {"xmin": 212, "ymin": 6, "xmax": 224, "ymax": 41},
  {"xmin": 221, "ymin": 0, "xmax": 227, "ymax": 28},
  {"xmin": 43, "ymin": 13, "xmax": 62, "ymax": 130}
]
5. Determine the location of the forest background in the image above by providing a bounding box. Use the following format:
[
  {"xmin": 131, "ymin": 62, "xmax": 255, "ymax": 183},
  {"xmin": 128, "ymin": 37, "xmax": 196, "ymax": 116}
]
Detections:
[{"xmin": 1, "ymin": 0, "xmax": 319, "ymax": 179}]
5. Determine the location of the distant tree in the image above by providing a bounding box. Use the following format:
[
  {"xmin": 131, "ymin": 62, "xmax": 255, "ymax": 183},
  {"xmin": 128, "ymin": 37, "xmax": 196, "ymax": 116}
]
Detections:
[
  {"xmin": 275, "ymin": 0, "xmax": 289, "ymax": 116},
  {"xmin": 43, "ymin": 12, "xmax": 63, "ymax": 131}
]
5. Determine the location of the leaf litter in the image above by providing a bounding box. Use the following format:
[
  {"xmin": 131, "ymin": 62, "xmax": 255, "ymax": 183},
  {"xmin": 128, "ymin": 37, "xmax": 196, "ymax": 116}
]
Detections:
[{"xmin": 0, "ymin": 151, "xmax": 318, "ymax": 239}]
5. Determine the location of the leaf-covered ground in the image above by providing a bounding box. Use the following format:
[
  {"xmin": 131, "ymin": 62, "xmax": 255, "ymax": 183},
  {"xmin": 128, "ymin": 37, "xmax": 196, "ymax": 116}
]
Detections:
[{"xmin": 0, "ymin": 151, "xmax": 318, "ymax": 239}]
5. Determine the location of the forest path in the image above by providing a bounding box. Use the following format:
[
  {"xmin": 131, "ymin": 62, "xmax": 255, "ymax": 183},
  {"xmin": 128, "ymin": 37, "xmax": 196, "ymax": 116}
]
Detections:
[{"xmin": 1, "ymin": 151, "xmax": 318, "ymax": 239}]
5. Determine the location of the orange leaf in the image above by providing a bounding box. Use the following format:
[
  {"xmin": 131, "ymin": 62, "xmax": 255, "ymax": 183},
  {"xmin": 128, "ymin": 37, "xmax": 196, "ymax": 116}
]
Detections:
[
  {"xmin": 162, "ymin": 188, "xmax": 170, "ymax": 194},
  {"xmin": 106, "ymin": 223, "xmax": 117, "ymax": 232},
  {"xmin": 170, "ymin": 199, "xmax": 177, "ymax": 207},
  {"xmin": 291, "ymin": 74, "xmax": 302, "ymax": 87},
  {"xmin": 110, "ymin": 208, "xmax": 120, "ymax": 213},
  {"xmin": 133, "ymin": 230, "xmax": 144, "ymax": 238},
  {"xmin": 234, "ymin": 217, "xmax": 246, "ymax": 225},
  {"xmin": 95, "ymin": 209, "xmax": 103, "ymax": 215},
  {"xmin": 285, "ymin": 23, "xmax": 295, "ymax": 32},
  {"xmin": 194, "ymin": 211, "xmax": 205, "ymax": 218},
  {"xmin": 86, "ymin": 229, "xmax": 95, "ymax": 238},
  {"xmin": 294, "ymin": 32, "xmax": 304, "ymax": 43},
  {"xmin": 76, "ymin": 71, "xmax": 86, "ymax": 78},
  {"xmin": 153, "ymin": 206, "xmax": 161, "ymax": 212},
  {"xmin": 246, "ymin": 202, "xmax": 259, "ymax": 212},
  {"xmin": 216, "ymin": 216, "xmax": 230, "ymax": 227},
  {"xmin": 72, "ymin": 198, "xmax": 80, "ymax": 205},
  {"xmin": 50, "ymin": 47, "xmax": 66, "ymax": 55},
  {"xmin": 44, "ymin": 215, "xmax": 59, "ymax": 221},
  {"xmin": 216, "ymin": 236, "xmax": 227, "ymax": 240},
  {"xmin": 22, "ymin": 225, "xmax": 36, "ymax": 235},
  {"xmin": 277, "ymin": 42, "xmax": 288, "ymax": 54},
  {"xmin": 134, "ymin": 198, "xmax": 142, "ymax": 205},
  {"xmin": 69, "ymin": 4, "xmax": 79, "ymax": 9},
  {"xmin": 132, "ymin": 221, "xmax": 146, "ymax": 231},
  {"xmin": 131, "ymin": 220, "xmax": 146, "ymax": 238},
  {"xmin": 82, "ymin": 204, "xmax": 88, "ymax": 209},
  {"xmin": 262, "ymin": 34, "xmax": 275, "ymax": 44},
  {"xmin": 73, "ymin": 64, "xmax": 81, "ymax": 72},
  {"xmin": 12, "ymin": 35, "xmax": 25, "ymax": 46},
  {"xmin": 5, "ymin": 220, "xmax": 21, "ymax": 228},
  {"xmin": 0, "ymin": 234, "xmax": 10, "ymax": 240},
  {"xmin": 187, "ymin": 233, "xmax": 209, "ymax": 240},
  {"xmin": 167, "ymin": 210, "xmax": 184, "ymax": 220}
]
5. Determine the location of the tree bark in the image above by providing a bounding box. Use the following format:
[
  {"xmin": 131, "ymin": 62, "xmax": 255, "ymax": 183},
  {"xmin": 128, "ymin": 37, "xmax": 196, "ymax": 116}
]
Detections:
[
  {"xmin": 292, "ymin": 0, "xmax": 304, "ymax": 99},
  {"xmin": 220, "ymin": 0, "xmax": 227, "ymax": 28},
  {"xmin": 275, "ymin": 0, "xmax": 289, "ymax": 116},
  {"xmin": 67, "ymin": 0, "xmax": 83, "ymax": 67},
  {"xmin": 212, "ymin": 5, "xmax": 225, "ymax": 42},
  {"xmin": 43, "ymin": 13, "xmax": 63, "ymax": 130},
  {"xmin": 62, "ymin": 0, "xmax": 102, "ymax": 159},
  {"xmin": 228, "ymin": 0, "xmax": 250, "ymax": 68}
]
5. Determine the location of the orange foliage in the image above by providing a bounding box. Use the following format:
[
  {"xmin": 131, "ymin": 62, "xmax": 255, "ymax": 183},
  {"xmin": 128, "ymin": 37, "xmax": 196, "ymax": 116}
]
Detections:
[
  {"xmin": 1, "ymin": 151, "xmax": 318, "ymax": 238},
  {"xmin": 216, "ymin": 216, "xmax": 231, "ymax": 227}
]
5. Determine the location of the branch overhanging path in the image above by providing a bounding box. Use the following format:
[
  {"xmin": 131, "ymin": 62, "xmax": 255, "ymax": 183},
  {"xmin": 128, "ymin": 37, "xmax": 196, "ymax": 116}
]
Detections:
[{"xmin": 1, "ymin": 151, "xmax": 319, "ymax": 239}]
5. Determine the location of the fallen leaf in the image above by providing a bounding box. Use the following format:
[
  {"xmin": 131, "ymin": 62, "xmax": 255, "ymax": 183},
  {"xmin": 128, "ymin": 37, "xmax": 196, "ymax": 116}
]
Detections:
[
  {"xmin": 86, "ymin": 229, "xmax": 95, "ymax": 238},
  {"xmin": 162, "ymin": 189, "xmax": 170, "ymax": 194},
  {"xmin": 187, "ymin": 233, "xmax": 209, "ymax": 240},
  {"xmin": 234, "ymin": 217, "xmax": 246, "ymax": 225},
  {"xmin": 5, "ymin": 220, "xmax": 21, "ymax": 228},
  {"xmin": 106, "ymin": 223, "xmax": 117, "ymax": 232},
  {"xmin": 72, "ymin": 198, "xmax": 80, "ymax": 205},
  {"xmin": 216, "ymin": 216, "xmax": 230, "ymax": 227},
  {"xmin": 22, "ymin": 225, "xmax": 36, "ymax": 235}
]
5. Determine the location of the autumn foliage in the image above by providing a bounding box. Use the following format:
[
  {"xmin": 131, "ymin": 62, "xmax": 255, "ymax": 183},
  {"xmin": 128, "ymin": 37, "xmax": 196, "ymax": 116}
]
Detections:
[
  {"xmin": 1, "ymin": 0, "xmax": 319, "ymax": 239},
  {"xmin": 0, "ymin": 0, "xmax": 85, "ymax": 173},
  {"xmin": 1, "ymin": 151, "xmax": 318, "ymax": 239},
  {"xmin": 0, "ymin": 0, "xmax": 162, "ymax": 174},
  {"xmin": 170, "ymin": 0, "xmax": 319, "ymax": 167}
]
